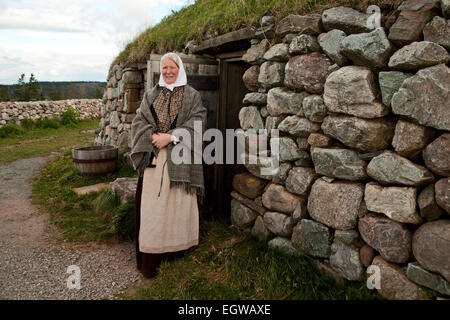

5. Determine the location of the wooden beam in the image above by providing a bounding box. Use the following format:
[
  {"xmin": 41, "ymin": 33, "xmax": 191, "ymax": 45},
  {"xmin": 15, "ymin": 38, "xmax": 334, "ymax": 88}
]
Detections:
[{"xmin": 192, "ymin": 27, "xmax": 255, "ymax": 55}]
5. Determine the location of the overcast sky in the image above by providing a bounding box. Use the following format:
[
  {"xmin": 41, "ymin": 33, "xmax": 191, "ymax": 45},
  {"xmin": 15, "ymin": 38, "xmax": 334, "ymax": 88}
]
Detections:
[{"xmin": 0, "ymin": 0, "xmax": 194, "ymax": 84}]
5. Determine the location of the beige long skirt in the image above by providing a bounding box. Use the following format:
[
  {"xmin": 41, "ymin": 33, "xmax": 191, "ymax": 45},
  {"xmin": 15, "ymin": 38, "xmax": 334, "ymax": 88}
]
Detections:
[{"xmin": 139, "ymin": 147, "xmax": 199, "ymax": 254}]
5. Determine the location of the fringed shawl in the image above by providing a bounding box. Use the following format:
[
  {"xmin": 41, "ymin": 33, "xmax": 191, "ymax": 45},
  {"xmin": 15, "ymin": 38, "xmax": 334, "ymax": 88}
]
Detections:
[{"xmin": 130, "ymin": 84, "xmax": 207, "ymax": 201}]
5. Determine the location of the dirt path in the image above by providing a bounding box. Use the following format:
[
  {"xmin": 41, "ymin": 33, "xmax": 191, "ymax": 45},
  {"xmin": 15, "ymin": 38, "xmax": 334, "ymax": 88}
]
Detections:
[{"xmin": 0, "ymin": 156, "xmax": 141, "ymax": 300}]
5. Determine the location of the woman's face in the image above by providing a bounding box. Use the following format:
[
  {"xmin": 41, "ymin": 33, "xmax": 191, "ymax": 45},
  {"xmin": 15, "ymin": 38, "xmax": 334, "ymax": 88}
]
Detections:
[{"xmin": 162, "ymin": 58, "xmax": 179, "ymax": 84}]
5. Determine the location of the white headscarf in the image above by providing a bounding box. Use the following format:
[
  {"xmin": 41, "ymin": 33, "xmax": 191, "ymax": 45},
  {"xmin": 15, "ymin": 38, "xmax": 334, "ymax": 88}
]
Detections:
[{"xmin": 158, "ymin": 52, "xmax": 187, "ymax": 91}]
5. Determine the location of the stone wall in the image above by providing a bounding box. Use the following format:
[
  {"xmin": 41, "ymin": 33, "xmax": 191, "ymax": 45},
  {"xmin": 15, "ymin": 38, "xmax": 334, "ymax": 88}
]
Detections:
[
  {"xmin": 94, "ymin": 62, "xmax": 147, "ymax": 152},
  {"xmin": 0, "ymin": 99, "xmax": 102, "ymax": 127},
  {"xmin": 231, "ymin": 1, "xmax": 450, "ymax": 300}
]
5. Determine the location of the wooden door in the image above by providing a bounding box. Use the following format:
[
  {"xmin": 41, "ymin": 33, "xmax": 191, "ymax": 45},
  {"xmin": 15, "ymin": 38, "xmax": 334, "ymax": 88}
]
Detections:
[
  {"xmin": 216, "ymin": 60, "xmax": 250, "ymax": 218},
  {"xmin": 148, "ymin": 53, "xmax": 219, "ymax": 218}
]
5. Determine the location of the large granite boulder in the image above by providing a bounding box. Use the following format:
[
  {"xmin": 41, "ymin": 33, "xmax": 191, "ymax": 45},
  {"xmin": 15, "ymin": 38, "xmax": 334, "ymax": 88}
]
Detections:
[
  {"xmin": 278, "ymin": 116, "xmax": 321, "ymax": 138},
  {"xmin": 423, "ymin": 133, "xmax": 450, "ymax": 177},
  {"xmin": 242, "ymin": 65, "xmax": 260, "ymax": 92},
  {"xmin": 258, "ymin": 61, "xmax": 285, "ymax": 89},
  {"xmin": 272, "ymin": 137, "xmax": 304, "ymax": 162},
  {"xmin": 263, "ymin": 43, "xmax": 290, "ymax": 62},
  {"xmin": 264, "ymin": 211, "xmax": 295, "ymax": 237},
  {"xmin": 412, "ymin": 219, "xmax": 450, "ymax": 282},
  {"xmin": 341, "ymin": 28, "xmax": 395, "ymax": 69},
  {"xmin": 289, "ymin": 34, "xmax": 321, "ymax": 55},
  {"xmin": 272, "ymin": 162, "xmax": 293, "ymax": 185},
  {"xmin": 407, "ymin": 262, "xmax": 450, "ymax": 296},
  {"xmin": 372, "ymin": 256, "xmax": 429, "ymax": 300},
  {"xmin": 239, "ymin": 106, "xmax": 264, "ymax": 130},
  {"xmin": 323, "ymin": 66, "xmax": 389, "ymax": 119},
  {"xmin": 266, "ymin": 87, "xmax": 307, "ymax": 116},
  {"xmin": 307, "ymin": 178, "xmax": 365, "ymax": 230},
  {"xmin": 418, "ymin": 184, "xmax": 444, "ymax": 221},
  {"xmin": 391, "ymin": 64, "xmax": 450, "ymax": 131},
  {"xmin": 242, "ymin": 92, "xmax": 267, "ymax": 105},
  {"xmin": 232, "ymin": 172, "xmax": 267, "ymax": 199},
  {"xmin": 378, "ymin": 71, "xmax": 411, "ymax": 107},
  {"xmin": 321, "ymin": 7, "xmax": 371, "ymax": 34},
  {"xmin": 388, "ymin": 41, "xmax": 450, "ymax": 71},
  {"xmin": 423, "ymin": 16, "xmax": 450, "ymax": 50},
  {"xmin": 321, "ymin": 115, "xmax": 395, "ymax": 152},
  {"xmin": 318, "ymin": 29, "xmax": 348, "ymax": 66},
  {"xmin": 262, "ymin": 183, "xmax": 303, "ymax": 214},
  {"xmin": 268, "ymin": 237, "xmax": 300, "ymax": 256},
  {"xmin": 109, "ymin": 178, "xmax": 138, "ymax": 204},
  {"xmin": 251, "ymin": 216, "xmax": 274, "ymax": 241},
  {"xmin": 367, "ymin": 150, "xmax": 434, "ymax": 186},
  {"xmin": 330, "ymin": 240, "xmax": 365, "ymax": 281},
  {"xmin": 311, "ymin": 148, "xmax": 368, "ymax": 181},
  {"xmin": 291, "ymin": 219, "xmax": 332, "ymax": 258},
  {"xmin": 284, "ymin": 52, "xmax": 333, "ymax": 94},
  {"xmin": 365, "ymin": 183, "xmax": 422, "ymax": 224},
  {"xmin": 302, "ymin": 95, "xmax": 327, "ymax": 123},
  {"xmin": 285, "ymin": 167, "xmax": 319, "ymax": 197},
  {"xmin": 388, "ymin": 0, "xmax": 441, "ymax": 46},
  {"xmin": 392, "ymin": 119, "xmax": 435, "ymax": 159},
  {"xmin": 275, "ymin": 14, "xmax": 322, "ymax": 37},
  {"xmin": 358, "ymin": 213, "xmax": 412, "ymax": 264},
  {"xmin": 242, "ymin": 39, "xmax": 270, "ymax": 64},
  {"xmin": 231, "ymin": 199, "xmax": 258, "ymax": 229},
  {"xmin": 435, "ymin": 178, "xmax": 450, "ymax": 213}
]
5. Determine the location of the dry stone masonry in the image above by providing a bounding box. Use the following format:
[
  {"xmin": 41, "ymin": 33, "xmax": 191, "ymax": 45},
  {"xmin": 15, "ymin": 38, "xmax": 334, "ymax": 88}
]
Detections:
[
  {"xmin": 0, "ymin": 99, "xmax": 101, "ymax": 127},
  {"xmin": 94, "ymin": 62, "xmax": 147, "ymax": 153},
  {"xmin": 232, "ymin": 0, "xmax": 450, "ymax": 300}
]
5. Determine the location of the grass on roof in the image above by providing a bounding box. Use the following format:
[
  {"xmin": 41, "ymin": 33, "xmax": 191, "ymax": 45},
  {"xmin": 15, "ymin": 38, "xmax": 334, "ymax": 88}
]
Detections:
[{"xmin": 111, "ymin": 0, "xmax": 402, "ymax": 71}]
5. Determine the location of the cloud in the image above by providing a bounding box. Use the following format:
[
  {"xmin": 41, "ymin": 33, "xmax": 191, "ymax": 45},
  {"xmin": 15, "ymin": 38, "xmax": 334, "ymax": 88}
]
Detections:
[{"xmin": 0, "ymin": 0, "xmax": 196, "ymax": 83}]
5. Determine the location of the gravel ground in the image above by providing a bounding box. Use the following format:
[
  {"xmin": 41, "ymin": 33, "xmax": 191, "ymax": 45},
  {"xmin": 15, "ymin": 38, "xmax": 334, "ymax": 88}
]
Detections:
[{"xmin": 0, "ymin": 157, "xmax": 142, "ymax": 300}]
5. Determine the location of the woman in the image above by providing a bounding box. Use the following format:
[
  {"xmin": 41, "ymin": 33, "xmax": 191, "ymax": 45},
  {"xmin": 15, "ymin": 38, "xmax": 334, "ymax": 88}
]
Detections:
[{"xmin": 130, "ymin": 52, "xmax": 206, "ymax": 278}]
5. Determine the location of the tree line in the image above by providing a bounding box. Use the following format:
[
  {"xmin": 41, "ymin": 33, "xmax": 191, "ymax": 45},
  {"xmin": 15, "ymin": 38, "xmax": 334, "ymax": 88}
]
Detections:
[{"xmin": 0, "ymin": 74, "xmax": 106, "ymax": 102}]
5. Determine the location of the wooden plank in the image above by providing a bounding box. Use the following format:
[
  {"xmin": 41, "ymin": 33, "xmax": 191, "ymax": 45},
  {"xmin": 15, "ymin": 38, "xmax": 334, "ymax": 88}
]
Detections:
[
  {"xmin": 149, "ymin": 53, "xmax": 218, "ymax": 65},
  {"xmin": 153, "ymin": 73, "xmax": 218, "ymax": 91},
  {"xmin": 231, "ymin": 191, "xmax": 267, "ymax": 215},
  {"xmin": 216, "ymin": 50, "xmax": 247, "ymax": 60},
  {"xmin": 192, "ymin": 28, "xmax": 255, "ymax": 55}
]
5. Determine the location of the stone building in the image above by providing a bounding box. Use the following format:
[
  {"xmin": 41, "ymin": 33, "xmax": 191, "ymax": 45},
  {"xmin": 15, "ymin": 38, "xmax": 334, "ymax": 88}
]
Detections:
[{"xmin": 98, "ymin": 0, "xmax": 450, "ymax": 300}]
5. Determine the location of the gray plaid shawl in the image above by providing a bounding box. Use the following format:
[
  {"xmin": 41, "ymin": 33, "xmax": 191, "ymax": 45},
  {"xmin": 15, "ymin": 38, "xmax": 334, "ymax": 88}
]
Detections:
[{"xmin": 130, "ymin": 84, "xmax": 207, "ymax": 199}]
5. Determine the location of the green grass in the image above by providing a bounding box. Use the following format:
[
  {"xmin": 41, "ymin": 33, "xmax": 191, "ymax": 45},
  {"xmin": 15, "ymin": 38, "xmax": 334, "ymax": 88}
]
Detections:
[
  {"xmin": 112, "ymin": 0, "xmax": 402, "ymax": 69},
  {"xmin": 2, "ymin": 113, "xmax": 384, "ymax": 299},
  {"xmin": 0, "ymin": 118, "xmax": 100, "ymax": 165},
  {"xmin": 118, "ymin": 219, "xmax": 383, "ymax": 300},
  {"xmin": 31, "ymin": 150, "xmax": 138, "ymax": 243}
]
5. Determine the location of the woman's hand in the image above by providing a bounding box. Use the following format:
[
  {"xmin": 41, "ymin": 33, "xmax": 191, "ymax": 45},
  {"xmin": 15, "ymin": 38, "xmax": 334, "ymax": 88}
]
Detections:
[{"xmin": 152, "ymin": 133, "xmax": 173, "ymax": 149}]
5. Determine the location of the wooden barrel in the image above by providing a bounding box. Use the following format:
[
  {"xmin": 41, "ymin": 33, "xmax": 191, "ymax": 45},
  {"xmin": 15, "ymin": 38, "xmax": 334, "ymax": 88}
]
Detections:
[{"xmin": 72, "ymin": 146, "xmax": 118, "ymax": 177}]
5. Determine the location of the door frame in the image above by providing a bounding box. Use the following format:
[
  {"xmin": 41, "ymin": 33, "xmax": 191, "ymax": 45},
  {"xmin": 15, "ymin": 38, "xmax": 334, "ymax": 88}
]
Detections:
[{"xmin": 215, "ymin": 52, "xmax": 249, "ymax": 216}]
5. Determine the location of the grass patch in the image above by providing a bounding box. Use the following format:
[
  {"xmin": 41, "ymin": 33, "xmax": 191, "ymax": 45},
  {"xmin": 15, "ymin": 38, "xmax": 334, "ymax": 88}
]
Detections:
[
  {"xmin": 112, "ymin": 0, "xmax": 402, "ymax": 68},
  {"xmin": 0, "ymin": 118, "xmax": 99, "ymax": 165},
  {"xmin": 118, "ymin": 219, "xmax": 383, "ymax": 300},
  {"xmin": 32, "ymin": 149, "xmax": 138, "ymax": 243}
]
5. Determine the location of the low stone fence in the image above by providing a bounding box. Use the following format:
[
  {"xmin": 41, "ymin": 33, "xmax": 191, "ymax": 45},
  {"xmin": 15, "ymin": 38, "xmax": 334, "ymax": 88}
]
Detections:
[
  {"xmin": 231, "ymin": 2, "xmax": 449, "ymax": 300},
  {"xmin": 0, "ymin": 99, "xmax": 103, "ymax": 127}
]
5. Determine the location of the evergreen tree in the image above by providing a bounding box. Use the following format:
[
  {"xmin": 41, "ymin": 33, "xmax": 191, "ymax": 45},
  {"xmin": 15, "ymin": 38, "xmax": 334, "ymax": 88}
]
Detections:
[
  {"xmin": 13, "ymin": 74, "xmax": 28, "ymax": 101},
  {"xmin": 49, "ymin": 83, "xmax": 61, "ymax": 101},
  {"xmin": 94, "ymin": 87, "xmax": 103, "ymax": 99},
  {"xmin": 27, "ymin": 73, "xmax": 43, "ymax": 101},
  {"xmin": 0, "ymin": 87, "xmax": 9, "ymax": 101}
]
